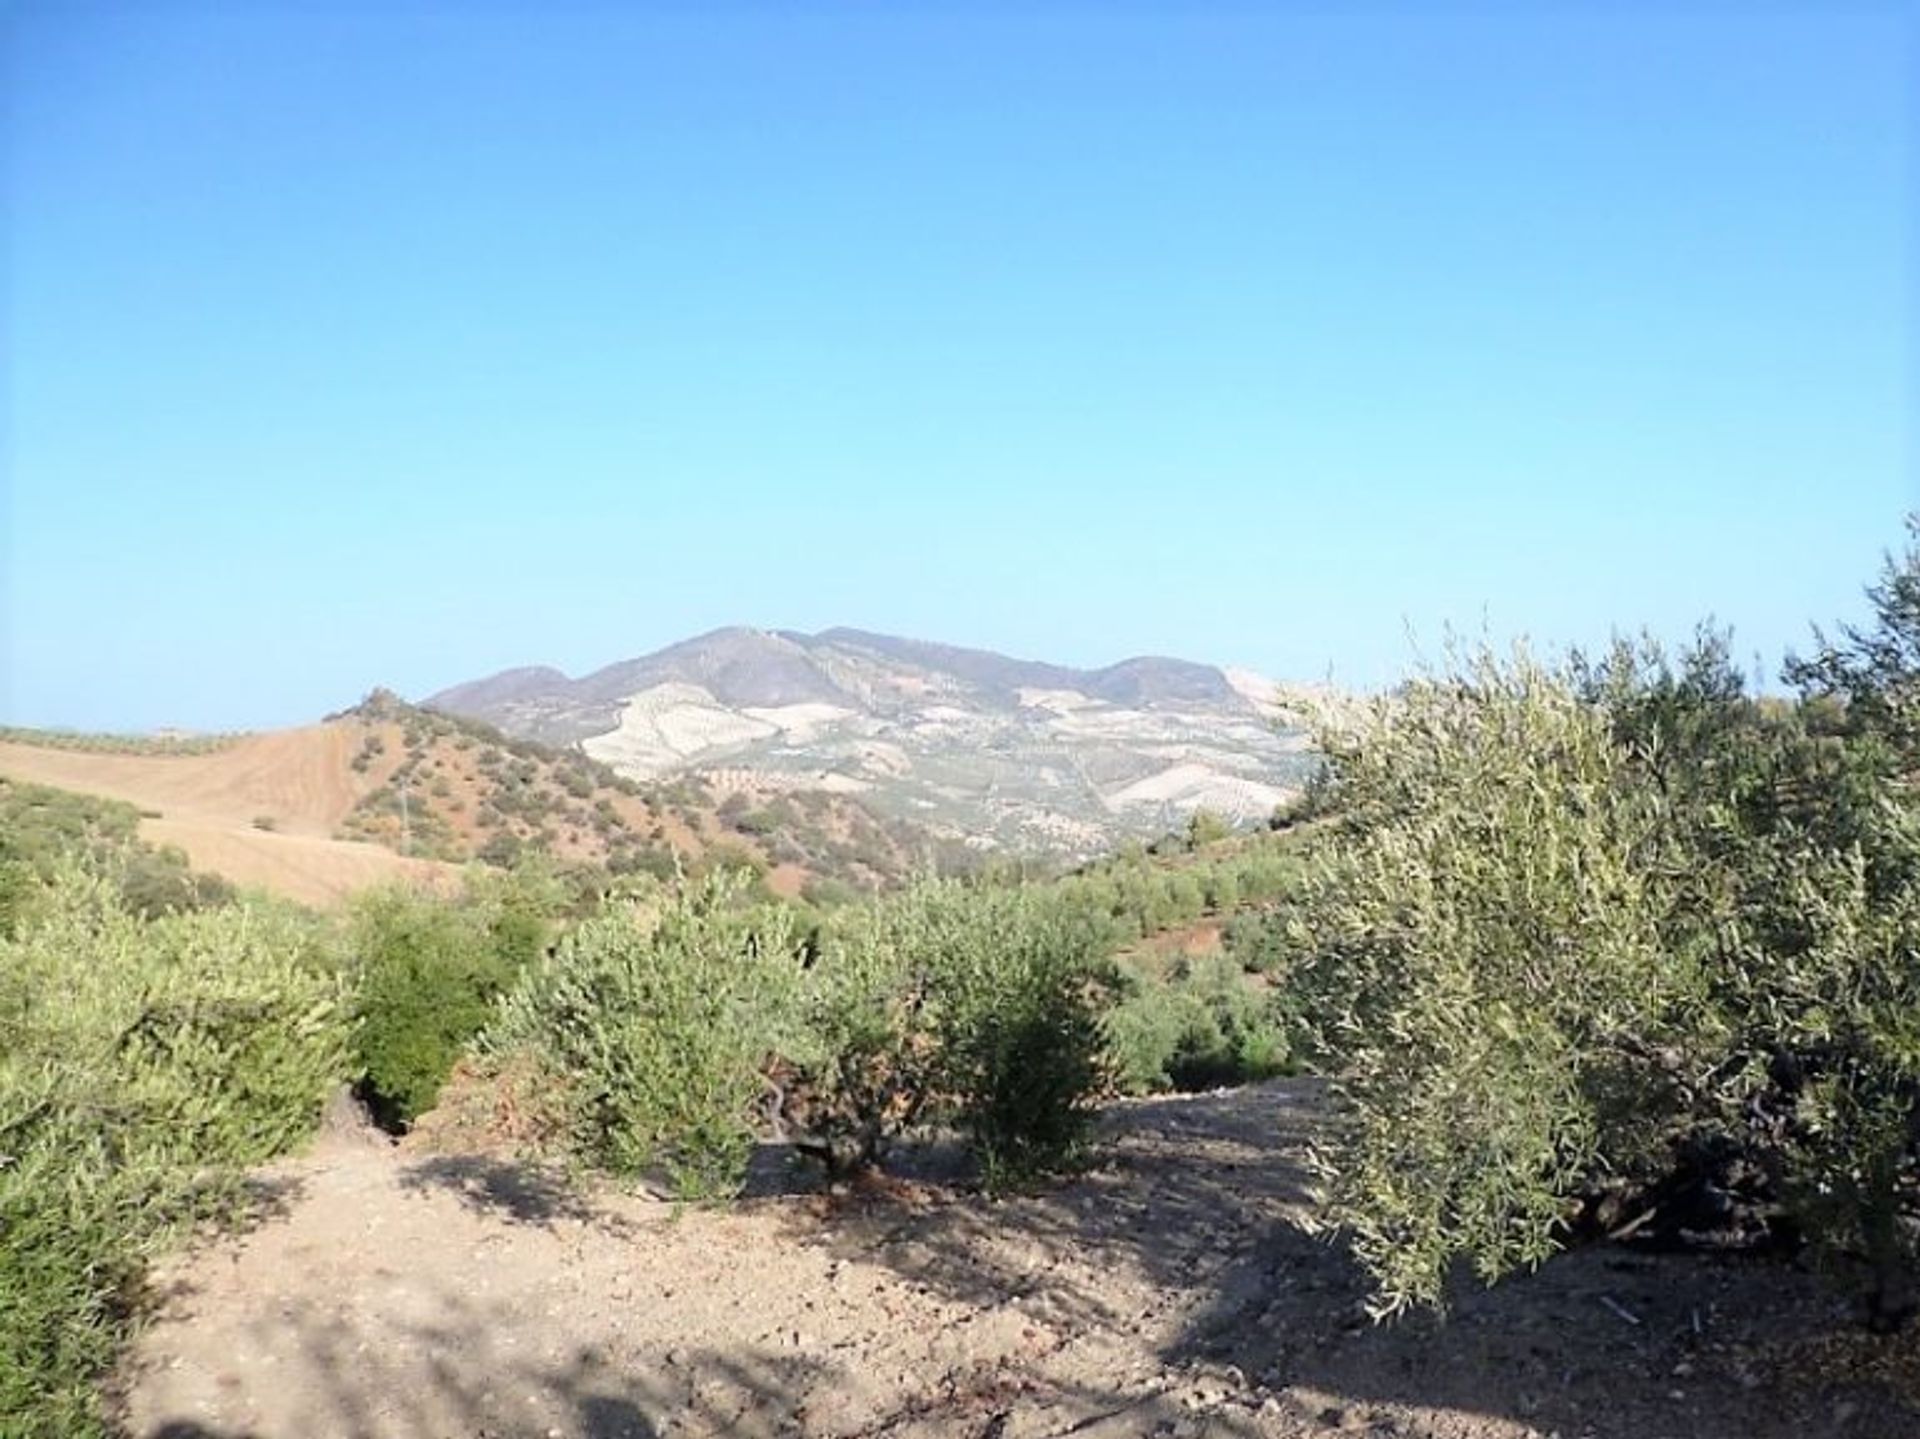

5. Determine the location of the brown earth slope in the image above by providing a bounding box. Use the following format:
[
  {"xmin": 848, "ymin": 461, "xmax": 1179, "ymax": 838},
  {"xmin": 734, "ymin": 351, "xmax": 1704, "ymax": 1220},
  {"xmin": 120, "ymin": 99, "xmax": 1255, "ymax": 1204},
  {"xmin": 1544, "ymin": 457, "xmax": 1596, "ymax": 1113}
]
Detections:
[
  {"xmin": 0, "ymin": 730, "xmax": 451, "ymax": 906},
  {"xmin": 117, "ymin": 1082, "xmax": 1919, "ymax": 1439},
  {"xmin": 0, "ymin": 697, "xmax": 945, "ymax": 906}
]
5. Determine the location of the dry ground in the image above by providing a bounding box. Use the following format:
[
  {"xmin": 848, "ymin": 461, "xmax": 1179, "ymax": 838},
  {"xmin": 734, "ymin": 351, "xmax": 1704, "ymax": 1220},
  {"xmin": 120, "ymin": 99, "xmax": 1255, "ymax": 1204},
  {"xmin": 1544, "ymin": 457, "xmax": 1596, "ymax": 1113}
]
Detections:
[
  {"xmin": 1, "ymin": 717, "xmax": 892, "ymax": 905},
  {"xmin": 116, "ymin": 1081, "xmax": 1919, "ymax": 1439},
  {"xmin": 0, "ymin": 730, "xmax": 453, "ymax": 905}
]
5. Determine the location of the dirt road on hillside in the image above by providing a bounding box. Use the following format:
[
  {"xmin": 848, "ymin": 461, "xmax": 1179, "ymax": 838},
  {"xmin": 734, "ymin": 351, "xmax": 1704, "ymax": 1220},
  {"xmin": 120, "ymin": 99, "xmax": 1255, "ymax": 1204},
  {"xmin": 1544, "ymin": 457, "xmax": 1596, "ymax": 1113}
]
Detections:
[{"xmin": 116, "ymin": 1082, "xmax": 1918, "ymax": 1439}]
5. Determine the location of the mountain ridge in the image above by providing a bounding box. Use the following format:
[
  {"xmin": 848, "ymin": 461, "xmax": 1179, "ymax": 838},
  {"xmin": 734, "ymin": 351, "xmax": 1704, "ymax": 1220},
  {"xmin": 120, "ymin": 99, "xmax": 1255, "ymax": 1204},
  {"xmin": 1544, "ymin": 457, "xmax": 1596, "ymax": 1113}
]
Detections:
[
  {"xmin": 440, "ymin": 627, "xmax": 1265, "ymax": 715},
  {"xmin": 426, "ymin": 627, "xmax": 1311, "ymax": 859}
]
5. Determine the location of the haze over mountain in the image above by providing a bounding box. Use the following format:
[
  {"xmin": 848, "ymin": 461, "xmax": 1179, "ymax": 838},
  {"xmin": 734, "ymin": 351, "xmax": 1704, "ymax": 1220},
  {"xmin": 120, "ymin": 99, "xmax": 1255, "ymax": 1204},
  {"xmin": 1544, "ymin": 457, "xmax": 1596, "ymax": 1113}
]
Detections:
[{"xmin": 429, "ymin": 628, "xmax": 1313, "ymax": 856}]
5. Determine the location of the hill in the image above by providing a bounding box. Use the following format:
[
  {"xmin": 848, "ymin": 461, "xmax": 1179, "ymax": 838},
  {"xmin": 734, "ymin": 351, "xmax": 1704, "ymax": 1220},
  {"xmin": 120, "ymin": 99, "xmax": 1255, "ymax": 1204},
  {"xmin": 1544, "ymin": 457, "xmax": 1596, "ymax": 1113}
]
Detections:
[
  {"xmin": 0, "ymin": 726, "xmax": 451, "ymax": 906},
  {"xmin": 323, "ymin": 691, "xmax": 953, "ymax": 893},
  {"xmin": 0, "ymin": 697, "xmax": 951, "ymax": 905},
  {"xmin": 428, "ymin": 627, "xmax": 1314, "ymax": 858}
]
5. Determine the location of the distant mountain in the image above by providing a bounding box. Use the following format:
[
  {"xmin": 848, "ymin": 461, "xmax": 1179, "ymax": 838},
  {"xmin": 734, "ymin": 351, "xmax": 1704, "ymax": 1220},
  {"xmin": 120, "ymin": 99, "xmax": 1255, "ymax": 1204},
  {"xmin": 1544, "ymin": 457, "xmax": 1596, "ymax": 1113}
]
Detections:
[{"xmin": 425, "ymin": 628, "xmax": 1313, "ymax": 858}]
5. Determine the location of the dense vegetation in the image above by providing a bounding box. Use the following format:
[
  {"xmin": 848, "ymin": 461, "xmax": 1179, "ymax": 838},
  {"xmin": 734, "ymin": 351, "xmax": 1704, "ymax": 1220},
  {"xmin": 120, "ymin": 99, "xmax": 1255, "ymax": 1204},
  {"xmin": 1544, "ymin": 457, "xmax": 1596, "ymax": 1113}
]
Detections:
[
  {"xmin": 0, "ymin": 872, "xmax": 351, "ymax": 1433},
  {"xmin": 0, "ymin": 779, "xmax": 1289, "ymax": 1434},
  {"xmin": 349, "ymin": 862, "xmax": 576, "ymax": 1128},
  {"xmin": 0, "ymin": 778, "xmax": 232, "ymax": 930},
  {"xmin": 471, "ymin": 843, "xmax": 1289, "ymax": 1196},
  {"xmin": 1264, "ymin": 530, "xmax": 1920, "ymax": 1324}
]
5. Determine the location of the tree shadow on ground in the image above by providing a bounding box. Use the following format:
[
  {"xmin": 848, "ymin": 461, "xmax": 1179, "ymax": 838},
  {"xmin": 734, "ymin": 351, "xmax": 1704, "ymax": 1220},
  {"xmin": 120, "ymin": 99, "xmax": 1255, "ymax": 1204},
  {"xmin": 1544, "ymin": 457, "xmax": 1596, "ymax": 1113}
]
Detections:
[
  {"xmin": 779, "ymin": 1078, "xmax": 1920, "ymax": 1439},
  {"xmin": 737, "ymin": 1126, "xmax": 981, "ymax": 1200},
  {"xmin": 396, "ymin": 1153, "xmax": 632, "ymax": 1234},
  {"xmin": 129, "ymin": 1280, "xmax": 839, "ymax": 1439},
  {"xmin": 775, "ymin": 1082, "xmax": 1321, "ymax": 1334},
  {"xmin": 226, "ymin": 1171, "xmax": 310, "ymax": 1236},
  {"xmin": 126, "ymin": 1080, "xmax": 1920, "ymax": 1439}
]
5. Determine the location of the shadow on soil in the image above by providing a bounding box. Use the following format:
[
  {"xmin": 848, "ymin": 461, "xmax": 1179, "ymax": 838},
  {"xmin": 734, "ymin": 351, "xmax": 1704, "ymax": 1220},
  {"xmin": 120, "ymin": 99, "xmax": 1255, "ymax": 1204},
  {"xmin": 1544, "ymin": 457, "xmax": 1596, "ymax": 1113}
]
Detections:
[
  {"xmin": 397, "ymin": 1153, "xmax": 623, "ymax": 1232},
  {"xmin": 778, "ymin": 1079, "xmax": 1920, "ymax": 1439},
  {"xmin": 136, "ymin": 1308, "xmax": 836, "ymax": 1439},
  {"xmin": 135, "ymin": 1080, "xmax": 1920, "ymax": 1439}
]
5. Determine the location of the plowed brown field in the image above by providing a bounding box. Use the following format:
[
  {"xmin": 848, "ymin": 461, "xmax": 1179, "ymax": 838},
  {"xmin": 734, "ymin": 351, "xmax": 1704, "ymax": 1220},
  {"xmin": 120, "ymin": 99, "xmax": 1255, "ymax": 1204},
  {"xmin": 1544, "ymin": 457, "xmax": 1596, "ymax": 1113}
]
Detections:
[{"xmin": 0, "ymin": 728, "xmax": 454, "ymax": 905}]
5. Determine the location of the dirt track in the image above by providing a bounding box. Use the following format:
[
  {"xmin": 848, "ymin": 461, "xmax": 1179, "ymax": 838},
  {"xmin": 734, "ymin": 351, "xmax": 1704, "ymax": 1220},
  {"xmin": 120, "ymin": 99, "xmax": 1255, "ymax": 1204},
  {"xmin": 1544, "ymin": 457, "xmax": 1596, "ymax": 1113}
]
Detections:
[{"xmin": 116, "ymin": 1081, "xmax": 1919, "ymax": 1439}]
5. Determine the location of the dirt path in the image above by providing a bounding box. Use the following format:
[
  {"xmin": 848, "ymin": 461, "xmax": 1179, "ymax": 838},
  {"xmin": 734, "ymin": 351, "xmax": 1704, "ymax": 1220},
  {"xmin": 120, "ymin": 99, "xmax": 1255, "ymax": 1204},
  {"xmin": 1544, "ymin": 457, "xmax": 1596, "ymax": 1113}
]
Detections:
[{"xmin": 116, "ymin": 1082, "xmax": 1918, "ymax": 1439}]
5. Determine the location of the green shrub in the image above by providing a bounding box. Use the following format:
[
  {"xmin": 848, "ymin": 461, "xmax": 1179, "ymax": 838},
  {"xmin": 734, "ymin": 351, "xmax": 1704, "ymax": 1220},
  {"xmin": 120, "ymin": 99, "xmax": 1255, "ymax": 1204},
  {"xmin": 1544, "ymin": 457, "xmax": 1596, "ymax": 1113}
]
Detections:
[
  {"xmin": 0, "ymin": 869, "xmax": 351, "ymax": 1436},
  {"xmin": 1186, "ymin": 808, "xmax": 1233, "ymax": 848},
  {"xmin": 1279, "ymin": 650, "xmax": 1702, "ymax": 1314},
  {"xmin": 1104, "ymin": 978, "xmax": 1215, "ymax": 1095},
  {"xmin": 349, "ymin": 863, "xmax": 564, "ymax": 1128},
  {"xmin": 1104, "ymin": 954, "xmax": 1289, "ymax": 1095},
  {"xmin": 482, "ymin": 876, "xmax": 804, "ymax": 1199},
  {"xmin": 1284, "ymin": 579, "xmax": 1920, "ymax": 1323},
  {"xmin": 1202, "ymin": 869, "xmax": 1240, "ymax": 913},
  {"xmin": 800, "ymin": 875, "xmax": 859, "ymax": 909},
  {"xmin": 1222, "ymin": 910, "xmax": 1288, "ymax": 973},
  {"xmin": 732, "ymin": 807, "xmax": 779, "ymax": 837},
  {"xmin": 909, "ymin": 882, "xmax": 1112, "ymax": 1186},
  {"xmin": 788, "ymin": 881, "xmax": 1112, "ymax": 1184},
  {"xmin": 790, "ymin": 892, "xmax": 946, "ymax": 1171},
  {"xmin": 794, "ymin": 882, "xmax": 1078, "ymax": 1171},
  {"xmin": 0, "ymin": 780, "xmax": 232, "ymax": 926}
]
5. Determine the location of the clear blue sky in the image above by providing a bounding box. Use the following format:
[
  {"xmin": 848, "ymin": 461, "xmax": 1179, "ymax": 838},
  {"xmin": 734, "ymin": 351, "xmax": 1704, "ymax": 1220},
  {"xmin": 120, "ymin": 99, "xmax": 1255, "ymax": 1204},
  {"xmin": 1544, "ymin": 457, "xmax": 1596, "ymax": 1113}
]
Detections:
[{"xmin": 3, "ymin": 3, "xmax": 1913, "ymax": 730}]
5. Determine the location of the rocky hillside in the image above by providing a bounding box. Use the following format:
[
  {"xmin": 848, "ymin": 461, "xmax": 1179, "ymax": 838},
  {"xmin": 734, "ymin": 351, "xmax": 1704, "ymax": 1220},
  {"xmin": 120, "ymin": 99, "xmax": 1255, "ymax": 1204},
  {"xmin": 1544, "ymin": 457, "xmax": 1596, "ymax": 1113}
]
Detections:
[
  {"xmin": 328, "ymin": 692, "xmax": 952, "ymax": 893},
  {"xmin": 429, "ymin": 628, "xmax": 1313, "ymax": 858},
  {"xmin": 0, "ymin": 699, "xmax": 951, "ymax": 904}
]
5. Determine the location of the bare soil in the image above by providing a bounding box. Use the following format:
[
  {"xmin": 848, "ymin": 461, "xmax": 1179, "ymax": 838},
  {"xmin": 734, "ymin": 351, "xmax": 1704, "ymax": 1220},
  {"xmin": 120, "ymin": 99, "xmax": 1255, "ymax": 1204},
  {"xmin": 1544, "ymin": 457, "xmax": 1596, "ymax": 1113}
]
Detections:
[
  {"xmin": 1, "ymin": 716, "xmax": 894, "ymax": 905},
  {"xmin": 116, "ymin": 1081, "xmax": 1919, "ymax": 1439},
  {"xmin": 0, "ymin": 730, "xmax": 452, "ymax": 906}
]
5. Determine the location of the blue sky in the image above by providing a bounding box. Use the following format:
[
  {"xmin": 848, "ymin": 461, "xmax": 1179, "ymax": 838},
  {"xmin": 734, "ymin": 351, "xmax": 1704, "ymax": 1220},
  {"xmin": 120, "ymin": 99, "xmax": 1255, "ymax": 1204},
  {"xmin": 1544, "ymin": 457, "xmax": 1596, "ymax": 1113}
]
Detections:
[{"xmin": 3, "ymin": 3, "xmax": 1912, "ymax": 730}]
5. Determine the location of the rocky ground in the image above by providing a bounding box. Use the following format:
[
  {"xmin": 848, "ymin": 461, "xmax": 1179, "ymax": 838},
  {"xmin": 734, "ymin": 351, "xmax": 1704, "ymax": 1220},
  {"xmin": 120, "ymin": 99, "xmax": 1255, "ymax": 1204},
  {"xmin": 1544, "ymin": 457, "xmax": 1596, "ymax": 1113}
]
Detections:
[{"xmin": 116, "ymin": 1081, "xmax": 1919, "ymax": 1439}]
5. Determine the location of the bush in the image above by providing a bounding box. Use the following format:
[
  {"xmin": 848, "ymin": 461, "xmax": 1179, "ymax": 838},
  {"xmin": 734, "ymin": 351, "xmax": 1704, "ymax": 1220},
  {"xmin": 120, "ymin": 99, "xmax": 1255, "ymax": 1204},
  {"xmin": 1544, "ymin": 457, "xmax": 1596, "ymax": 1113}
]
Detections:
[
  {"xmin": 472, "ymin": 872, "xmax": 1110, "ymax": 1189},
  {"xmin": 789, "ymin": 892, "xmax": 948, "ymax": 1172},
  {"xmin": 0, "ymin": 869, "xmax": 351, "ymax": 1435},
  {"xmin": 1222, "ymin": 910, "xmax": 1288, "ymax": 973},
  {"xmin": 1104, "ymin": 978, "xmax": 1215, "ymax": 1095},
  {"xmin": 1104, "ymin": 954, "xmax": 1289, "ymax": 1095},
  {"xmin": 1202, "ymin": 869, "xmax": 1240, "ymax": 913},
  {"xmin": 805, "ymin": 880, "xmax": 1111, "ymax": 1186},
  {"xmin": 349, "ymin": 863, "xmax": 565, "ymax": 1129},
  {"xmin": 929, "ymin": 883, "xmax": 1111, "ymax": 1185},
  {"xmin": 732, "ymin": 807, "xmax": 779, "ymax": 837},
  {"xmin": 1280, "ymin": 650, "xmax": 1708, "ymax": 1314},
  {"xmin": 481, "ymin": 876, "xmax": 804, "ymax": 1198},
  {"xmin": 800, "ymin": 875, "xmax": 860, "ymax": 909},
  {"xmin": 0, "ymin": 780, "xmax": 232, "ymax": 926},
  {"xmin": 1284, "ymin": 584, "xmax": 1920, "ymax": 1323},
  {"xmin": 476, "ymin": 830, "xmax": 523, "ymax": 867},
  {"xmin": 1186, "ymin": 808, "xmax": 1233, "ymax": 848}
]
